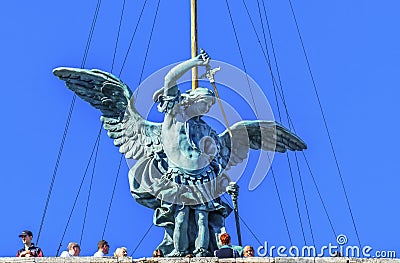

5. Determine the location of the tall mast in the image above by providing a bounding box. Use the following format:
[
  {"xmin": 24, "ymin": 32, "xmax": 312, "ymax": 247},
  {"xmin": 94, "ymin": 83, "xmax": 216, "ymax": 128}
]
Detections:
[{"xmin": 191, "ymin": 0, "xmax": 198, "ymax": 90}]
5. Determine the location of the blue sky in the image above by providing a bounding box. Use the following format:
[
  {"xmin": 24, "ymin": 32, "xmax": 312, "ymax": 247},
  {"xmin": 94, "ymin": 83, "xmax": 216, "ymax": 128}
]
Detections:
[{"xmin": 1, "ymin": 0, "xmax": 399, "ymax": 258}]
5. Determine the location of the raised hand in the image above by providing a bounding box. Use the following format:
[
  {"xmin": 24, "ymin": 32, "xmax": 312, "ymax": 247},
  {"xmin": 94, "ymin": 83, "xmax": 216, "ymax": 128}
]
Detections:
[
  {"xmin": 226, "ymin": 182, "xmax": 239, "ymax": 197},
  {"xmin": 196, "ymin": 48, "xmax": 210, "ymax": 66}
]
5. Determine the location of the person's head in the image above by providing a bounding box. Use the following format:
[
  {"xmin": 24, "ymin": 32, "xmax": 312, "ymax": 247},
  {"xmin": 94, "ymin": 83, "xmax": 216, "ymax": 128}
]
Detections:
[
  {"xmin": 114, "ymin": 247, "xmax": 128, "ymax": 257},
  {"xmin": 332, "ymin": 251, "xmax": 342, "ymax": 257},
  {"xmin": 243, "ymin": 245, "xmax": 255, "ymax": 258},
  {"xmin": 152, "ymin": 249, "xmax": 164, "ymax": 257},
  {"xmin": 182, "ymin": 88, "xmax": 216, "ymax": 117},
  {"xmin": 67, "ymin": 242, "xmax": 80, "ymax": 256},
  {"xmin": 18, "ymin": 230, "xmax": 33, "ymax": 246},
  {"xmin": 219, "ymin": 233, "xmax": 231, "ymax": 246},
  {"xmin": 97, "ymin": 240, "xmax": 110, "ymax": 254}
]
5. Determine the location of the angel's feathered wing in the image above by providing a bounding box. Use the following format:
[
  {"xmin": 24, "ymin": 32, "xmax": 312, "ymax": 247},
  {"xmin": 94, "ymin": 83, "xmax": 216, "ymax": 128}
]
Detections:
[
  {"xmin": 218, "ymin": 120, "xmax": 307, "ymax": 170},
  {"xmin": 53, "ymin": 67, "xmax": 162, "ymax": 160}
]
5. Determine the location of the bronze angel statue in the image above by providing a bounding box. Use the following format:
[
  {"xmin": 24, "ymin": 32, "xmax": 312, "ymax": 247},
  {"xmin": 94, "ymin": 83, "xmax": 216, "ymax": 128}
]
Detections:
[{"xmin": 53, "ymin": 50, "xmax": 306, "ymax": 257}]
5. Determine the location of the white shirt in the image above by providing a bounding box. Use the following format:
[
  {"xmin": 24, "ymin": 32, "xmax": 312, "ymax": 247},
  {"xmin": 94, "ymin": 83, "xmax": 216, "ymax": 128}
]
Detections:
[
  {"xmin": 60, "ymin": 251, "xmax": 73, "ymax": 257},
  {"xmin": 93, "ymin": 251, "xmax": 105, "ymax": 257}
]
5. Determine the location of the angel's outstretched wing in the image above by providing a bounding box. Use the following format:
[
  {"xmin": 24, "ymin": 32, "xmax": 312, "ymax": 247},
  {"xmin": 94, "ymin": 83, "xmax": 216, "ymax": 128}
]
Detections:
[
  {"xmin": 53, "ymin": 67, "xmax": 162, "ymax": 160},
  {"xmin": 218, "ymin": 120, "xmax": 307, "ymax": 170}
]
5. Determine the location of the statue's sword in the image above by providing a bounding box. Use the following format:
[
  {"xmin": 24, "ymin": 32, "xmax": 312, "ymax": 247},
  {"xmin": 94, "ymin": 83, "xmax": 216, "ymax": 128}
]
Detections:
[
  {"xmin": 200, "ymin": 65, "xmax": 232, "ymax": 137},
  {"xmin": 201, "ymin": 65, "xmax": 241, "ymax": 245}
]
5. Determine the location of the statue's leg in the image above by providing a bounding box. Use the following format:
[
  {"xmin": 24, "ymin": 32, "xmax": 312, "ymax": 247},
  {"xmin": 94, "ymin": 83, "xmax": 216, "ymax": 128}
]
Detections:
[
  {"xmin": 194, "ymin": 210, "xmax": 210, "ymax": 257},
  {"xmin": 157, "ymin": 224, "xmax": 175, "ymax": 256},
  {"xmin": 208, "ymin": 212, "xmax": 226, "ymax": 252},
  {"xmin": 171, "ymin": 205, "xmax": 189, "ymax": 256}
]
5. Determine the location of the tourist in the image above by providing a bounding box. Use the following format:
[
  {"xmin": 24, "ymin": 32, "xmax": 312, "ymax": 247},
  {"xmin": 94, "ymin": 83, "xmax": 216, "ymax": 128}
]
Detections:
[
  {"xmin": 60, "ymin": 242, "xmax": 80, "ymax": 257},
  {"xmin": 332, "ymin": 251, "xmax": 342, "ymax": 257},
  {"xmin": 16, "ymin": 230, "xmax": 43, "ymax": 257},
  {"xmin": 152, "ymin": 249, "xmax": 164, "ymax": 257},
  {"xmin": 213, "ymin": 233, "xmax": 240, "ymax": 258},
  {"xmin": 93, "ymin": 240, "xmax": 110, "ymax": 257},
  {"xmin": 114, "ymin": 247, "xmax": 128, "ymax": 257},
  {"xmin": 242, "ymin": 245, "xmax": 255, "ymax": 258}
]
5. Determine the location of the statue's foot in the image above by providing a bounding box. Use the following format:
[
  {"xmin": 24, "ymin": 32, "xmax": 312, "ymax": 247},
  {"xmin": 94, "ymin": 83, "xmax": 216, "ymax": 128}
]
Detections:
[
  {"xmin": 166, "ymin": 249, "xmax": 187, "ymax": 257},
  {"xmin": 193, "ymin": 247, "xmax": 211, "ymax": 257}
]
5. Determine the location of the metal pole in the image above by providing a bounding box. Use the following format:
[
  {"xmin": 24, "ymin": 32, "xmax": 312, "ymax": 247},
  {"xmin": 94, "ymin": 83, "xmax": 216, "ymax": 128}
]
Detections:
[
  {"xmin": 191, "ymin": 0, "xmax": 198, "ymax": 90},
  {"xmin": 229, "ymin": 182, "xmax": 242, "ymax": 246}
]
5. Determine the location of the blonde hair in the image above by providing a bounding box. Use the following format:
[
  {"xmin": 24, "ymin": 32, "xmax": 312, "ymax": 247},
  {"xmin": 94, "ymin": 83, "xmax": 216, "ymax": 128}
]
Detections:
[
  {"xmin": 114, "ymin": 247, "xmax": 127, "ymax": 257},
  {"xmin": 67, "ymin": 242, "xmax": 79, "ymax": 250}
]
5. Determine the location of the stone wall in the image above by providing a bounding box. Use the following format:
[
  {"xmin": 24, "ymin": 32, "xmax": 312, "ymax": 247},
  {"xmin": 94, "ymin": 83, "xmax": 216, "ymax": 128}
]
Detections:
[{"xmin": 0, "ymin": 258, "xmax": 398, "ymax": 263}]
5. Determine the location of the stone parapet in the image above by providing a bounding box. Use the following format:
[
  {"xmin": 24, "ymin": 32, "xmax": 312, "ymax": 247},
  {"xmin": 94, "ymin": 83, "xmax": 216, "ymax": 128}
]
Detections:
[{"xmin": 0, "ymin": 258, "xmax": 398, "ymax": 263}]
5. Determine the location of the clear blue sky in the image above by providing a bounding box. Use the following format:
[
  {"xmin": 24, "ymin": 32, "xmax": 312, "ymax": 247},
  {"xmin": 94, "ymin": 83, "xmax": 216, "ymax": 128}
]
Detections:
[{"xmin": 0, "ymin": 0, "xmax": 399, "ymax": 258}]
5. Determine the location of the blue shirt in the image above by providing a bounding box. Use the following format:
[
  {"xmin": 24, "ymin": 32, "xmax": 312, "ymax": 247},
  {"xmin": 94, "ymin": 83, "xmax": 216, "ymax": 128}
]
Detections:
[{"xmin": 214, "ymin": 245, "xmax": 240, "ymax": 258}]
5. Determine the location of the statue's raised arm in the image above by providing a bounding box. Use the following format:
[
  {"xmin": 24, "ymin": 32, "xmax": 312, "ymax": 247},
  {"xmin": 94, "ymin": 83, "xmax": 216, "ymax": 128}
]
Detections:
[{"xmin": 153, "ymin": 49, "xmax": 210, "ymax": 102}]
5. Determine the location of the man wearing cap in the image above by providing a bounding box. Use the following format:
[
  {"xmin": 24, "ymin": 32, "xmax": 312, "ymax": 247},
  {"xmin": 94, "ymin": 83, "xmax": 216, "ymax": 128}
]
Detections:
[
  {"xmin": 16, "ymin": 230, "xmax": 43, "ymax": 257},
  {"xmin": 60, "ymin": 242, "xmax": 80, "ymax": 257}
]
